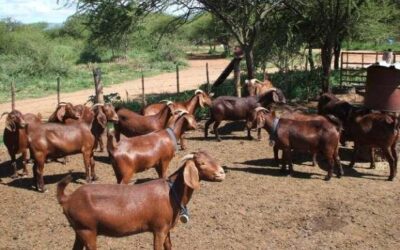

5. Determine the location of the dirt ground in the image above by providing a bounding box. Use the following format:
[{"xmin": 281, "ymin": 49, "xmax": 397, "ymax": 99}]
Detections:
[{"xmin": 0, "ymin": 120, "xmax": 399, "ymax": 250}]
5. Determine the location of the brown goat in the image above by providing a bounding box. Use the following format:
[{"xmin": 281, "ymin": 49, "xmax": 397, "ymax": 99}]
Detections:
[
  {"xmin": 57, "ymin": 151, "xmax": 225, "ymax": 250},
  {"xmin": 2, "ymin": 111, "xmax": 41, "ymax": 178},
  {"xmin": 107, "ymin": 112, "xmax": 197, "ymax": 184},
  {"xmin": 27, "ymin": 109, "xmax": 97, "ymax": 192},
  {"xmin": 114, "ymin": 102, "xmax": 175, "ymax": 141},
  {"xmin": 205, "ymin": 88, "xmax": 286, "ymax": 141},
  {"xmin": 347, "ymin": 112, "xmax": 399, "ymax": 181},
  {"xmin": 90, "ymin": 103, "xmax": 119, "ymax": 152},
  {"xmin": 141, "ymin": 89, "xmax": 213, "ymax": 116},
  {"xmin": 247, "ymin": 107, "xmax": 343, "ymax": 180},
  {"xmin": 317, "ymin": 93, "xmax": 376, "ymax": 168},
  {"xmin": 48, "ymin": 102, "xmax": 81, "ymax": 123},
  {"xmin": 245, "ymin": 78, "xmax": 274, "ymax": 96}
]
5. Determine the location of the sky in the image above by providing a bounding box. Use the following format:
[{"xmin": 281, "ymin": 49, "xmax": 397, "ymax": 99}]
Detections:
[{"xmin": 0, "ymin": 0, "xmax": 76, "ymax": 24}]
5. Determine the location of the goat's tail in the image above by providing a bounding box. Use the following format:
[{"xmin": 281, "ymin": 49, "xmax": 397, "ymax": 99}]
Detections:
[
  {"xmin": 107, "ymin": 128, "xmax": 117, "ymax": 154},
  {"xmin": 325, "ymin": 114, "xmax": 342, "ymax": 132},
  {"xmin": 57, "ymin": 174, "xmax": 72, "ymax": 205}
]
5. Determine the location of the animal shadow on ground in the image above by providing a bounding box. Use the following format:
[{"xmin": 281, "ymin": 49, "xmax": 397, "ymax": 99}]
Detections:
[
  {"xmin": 189, "ymin": 121, "xmax": 251, "ymax": 141},
  {"xmin": 4, "ymin": 172, "xmax": 85, "ymax": 191},
  {"xmin": 134, "ymin": 178, "xmax": 154, "ymax": 184},
  {"xmin": 94, "ymin": 155, "xmax": 111, "ymax": 164},
  {"xmin": 0, "ymin": 157, "xmax": 27, "ymax": 179}
]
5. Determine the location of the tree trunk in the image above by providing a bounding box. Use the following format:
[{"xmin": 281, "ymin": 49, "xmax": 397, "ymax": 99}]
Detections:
[
  {"xmin": 308, "ymin": 45, "xmax": 315, "ymax": 70},
  {"xmin": 244, "ymin": 47, "xmax": 255, "ymax": 79},
  {"xmin": 234, "ymin": 58, "xmax": 241, "ymax": 97},
  {"xmin": 334, "ymin": 41, "xmax": 341, "ymax": 70},
  {"xmin": 321, "ymin": 41, "xmax": 333, "ymax": 93}
]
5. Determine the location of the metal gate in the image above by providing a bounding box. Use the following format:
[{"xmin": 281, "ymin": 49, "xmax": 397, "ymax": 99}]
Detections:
[{"xmin": 340, "ymin": 51, "xmax": 398, "ymax": 87}]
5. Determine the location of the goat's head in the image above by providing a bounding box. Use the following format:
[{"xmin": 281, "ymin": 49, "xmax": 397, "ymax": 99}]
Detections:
[
  {"xmin": 195, "ymin": 89, "xmax": 213, "ymax": 108},
  {"xmin": 56, "ymin": 102, "xmax": 81, "ymax": 121},
  {"xmin": 93, "ymin": 103, "xmax": 119, "ymax": 123},
  {"xmin": 175, "ymin": 112, "xmax": 197, "ymax": 131},
  {"xmin": 246, "ymin": 107, "xmax": 269, "ymax": 130},
  {"xmin": 245, "ymin": 79, "xmax": 258, "ymax": 96},
  {"xmin": 179, "ymin": 151, "xmax": 225, "ymax": 189},
  {"xmin": 1, "ymin": 110, "xmax": 26, "ymax": 132}
]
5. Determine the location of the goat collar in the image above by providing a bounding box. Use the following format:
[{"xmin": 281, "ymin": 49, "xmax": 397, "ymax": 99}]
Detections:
[
  {"xmin": 269, "ymin": 118, "xmax": 280, "ymax": 146},
  {"xmin": 166, "ymin": 127, "xmax": 179, "ymax": 152},
  {"xmin": 167, "ymin": 179, "xmax": 190, "ymax": 223}
]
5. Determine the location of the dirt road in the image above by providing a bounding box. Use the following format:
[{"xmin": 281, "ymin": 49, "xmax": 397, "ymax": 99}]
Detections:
[{"xmin": 0, "ymin": 58, "xmax": 230, "ymax": 125}]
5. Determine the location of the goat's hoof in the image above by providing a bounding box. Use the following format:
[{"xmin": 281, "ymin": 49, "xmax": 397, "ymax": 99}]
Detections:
[
  {"xmin": 91, "ymin": 176, "xmax": 99, "ymax": 181},
  {"xmin": 38, "ymin": 187, "xmax": 48, "ymax": 193},
  {"xmin": 324, "ymin": 176, "xmax": 332, "ymax": 181},
  {"xmin": 370, "ymin": 165, "xmax": 376, "ymax": 169},
  {"xmin": 387, "ymin": 176, "xmax": 394, "ymax": 181}
]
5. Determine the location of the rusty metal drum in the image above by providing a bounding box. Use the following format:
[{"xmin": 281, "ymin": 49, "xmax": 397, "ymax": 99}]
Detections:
[{"xmin": 364, "ymin": 65, "xmax": 400, "ymax": 112}]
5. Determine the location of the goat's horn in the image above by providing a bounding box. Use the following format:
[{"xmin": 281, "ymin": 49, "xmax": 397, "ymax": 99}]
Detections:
[
  {"xmin": 174, "ymin": 109, "xmax": 187, "ymax": 115},
  {"xmin": 245, "ymin": 79, "xmax": 250, "ymax": 84},
  {"xmin": 159, "ymin": 100, "xmax": 171, "ymax": 103},
  {"xmin": 178, "ymin": 154, "xmax": 195, "ymax": 168},
  {"xmin": 255, "ymin": 107, "xmax": 268, "ymax": 112},
  {"xmin": 195, "ymin": 89, "xmax": 203, "ymax": 94},
  {"xmin": 166, "ymin": 101, "xmax": 174, "ymax": 106},
  {"xmin": 178, "ymin": 110, "xmax": 189, "ymax": 117},
  {"xmin": 92, "ymin": 103, "xmax": 104, "ymax": 107},
  {"xmin": 1, "ymin": 112, "xmax": 10, "ymax": 119}
]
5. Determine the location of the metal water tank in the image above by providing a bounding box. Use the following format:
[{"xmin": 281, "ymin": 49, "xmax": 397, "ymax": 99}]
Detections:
[{"xmin": 364, "ymin": 65, "xmax": 400, "ymax": 112}]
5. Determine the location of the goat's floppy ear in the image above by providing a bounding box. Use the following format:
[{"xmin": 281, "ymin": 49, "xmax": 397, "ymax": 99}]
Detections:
[
  {"xmin": 56, "ymin": 106, "xmax": 66, "ymax": 121},
  {"xmin": 199, "ymin": 94, "xmax": 205, "ymax": 108},
  {"xmin": 183, "ymin": 160, "xmax": 200, "ymax": 190},
  {"xmin": 256, "ymin": 112, "xmax": 266, "ymax": 129},
  {"xmin": 272, "ymin": 91, "xmax": 279, "ymax": 102},
  {"xmin": 96, "ymin": 109, "xmax": 107, "ymax": 128},
  {"xmin": 5, "ymin": 117, "xmax": 15, "ymax": 132}
]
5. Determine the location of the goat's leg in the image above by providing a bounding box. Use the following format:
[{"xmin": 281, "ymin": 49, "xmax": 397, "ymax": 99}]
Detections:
[
  {"xmin": 257, "ymin": 128, "xmax": 261, "ymax": 140},
  {"xmin": 98, "ymin": 136, "xmax": 104, "ymax": 152},
  {"xmin": 213, "ymin": 121, "xmax": 222, "ymax": 141},
  {"xmin": 32, "ymin": 163, "xmax": 38, "ymax": 190},
  {"xmin": 324, "ymin": 156, "xmax": 334, "ymax": 181},
  {"xmin": 90, "ymin": 155, "xmax": 98, "ymax": 181},
  {"xmin": 180, "ymin": 135, "xmax": 187, "ymax": 150},
  {"xmin": 311, "ymin": 153, "xmax": 317, "ymax": 167},
  {"xmin": 10, "ymin": 153, "xmax": 18, "ymax": 179},
  {"xmin": 82, "ymin": 153, "xmax": 92, "ymax": 183},
  {"xmin": 334, "ymin": 149, "xmax": 344, "ymax": 178},
  {"xmin": 286, "ymin": 150, "xmax": 294, "ymax": 176},
  {"xmin": 369, "ymin": 147, "xmax": 376, "ymax": 169},
  {"xmin": 349, "ymin": 144, "xmax": 359, "ymax": 168},
  {"xmin": 76, "ymin": 230, "xmax": 97, "ymax": 250},
  {"xmin": 247, "ymin": 127, "xmax": 252, "ymax": 140},
  {"xmin": 72, "ymin": 233, "xmax": 84, "ymax": 250},
  {"xmin": 163, "ymin": 232, "xmax": 172, "ymax": 250},
  {"xmin": 156, "ymin": 160, "xmax": 170, "ymax": 179},
  {"xmin": 383, "ymin": 147, "xmax": 396, "ymax": 181},
  {"xmin": 204, "ymin": 118, "xmax": 214, "ymax": 138},
  {"xmin": 273, "ymin": 146, "xmax": 280, "ymax": 167},
  {"xmin": 21, "ymin": 149, "xmax": 29, "ymax": 176},
  {"xmin": 36, "ymin": 159, "xmax": 46, "ymax": 192},
  {"xmin": 153, "ymin": 231, "xmax": 168, "ymax": 250}
]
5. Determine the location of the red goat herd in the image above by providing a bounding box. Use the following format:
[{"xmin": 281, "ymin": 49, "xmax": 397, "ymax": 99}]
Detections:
[{"xmin": 1, "ymin": 84, "xmax": 399, "ymax": 249}]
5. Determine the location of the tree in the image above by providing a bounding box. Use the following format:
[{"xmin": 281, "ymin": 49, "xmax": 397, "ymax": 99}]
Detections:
[
  {"xmin": 286, "ymin": 0, "xmax": 366, "ymax": 92},
  {"xmin": 176, "ymin": 0, "xmax": 285, "ymax": 79}
]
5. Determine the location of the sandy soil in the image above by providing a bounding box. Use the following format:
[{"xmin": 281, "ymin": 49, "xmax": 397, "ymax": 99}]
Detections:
[
  {"xmin": 0, "ymin": 120, "xmax": 399, "ymax": 250},
  {"xmin": 0, "ymin": 58, "xmax": 230, "ymax": 128}
]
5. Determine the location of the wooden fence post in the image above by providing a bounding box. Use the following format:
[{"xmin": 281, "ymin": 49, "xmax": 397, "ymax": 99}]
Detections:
[
  {"xmin": 141, "ymin": 72, "xmax": 146, "ymax": 107},
  {"xmin": 57, "ymin": 76, "xmax": 61, "ymax": 104},
  {"xmin": 92, "ymin": 68, "xmax": 104, "ymax": 104},
  {"xmin": 11, "ymin": 80, "xmax": 15, "ymax": 111},
  {"xmin": 234, "ymin": 58, "xmax": 241, "ymax": 98},
  {"xmin": 206, "ymin": 62, "xmax": 210, "ymax": 92},
  {"xmin": 176, "ymin": 64, "xmax": 180, "ymax": 93}
]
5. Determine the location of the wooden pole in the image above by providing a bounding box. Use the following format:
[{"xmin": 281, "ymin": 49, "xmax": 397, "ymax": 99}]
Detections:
[
  {"xmin": 57, "ymin": 76, "xmax": 61, "ymax": 104},
  {"xmin": 176, "ymin": 64, "xmax": 180, "ymax": 93},
  {"xmin": 141, "ymin": 72, "xmax": 146, "ymax": 107},
  {"xmin": 93, "ymin": 68, "xmax": 104, "ymax": 104},
  {"xmin": 11, "ymin": 80, "xmax": 15, "ymax": 111},
  {"xmin": 234, "ymin": 58, "xmax": 241, "ymax": 97},
  {"xmin": 206, "ymin": 62, "xmax": 210, "ymax": 92}
]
